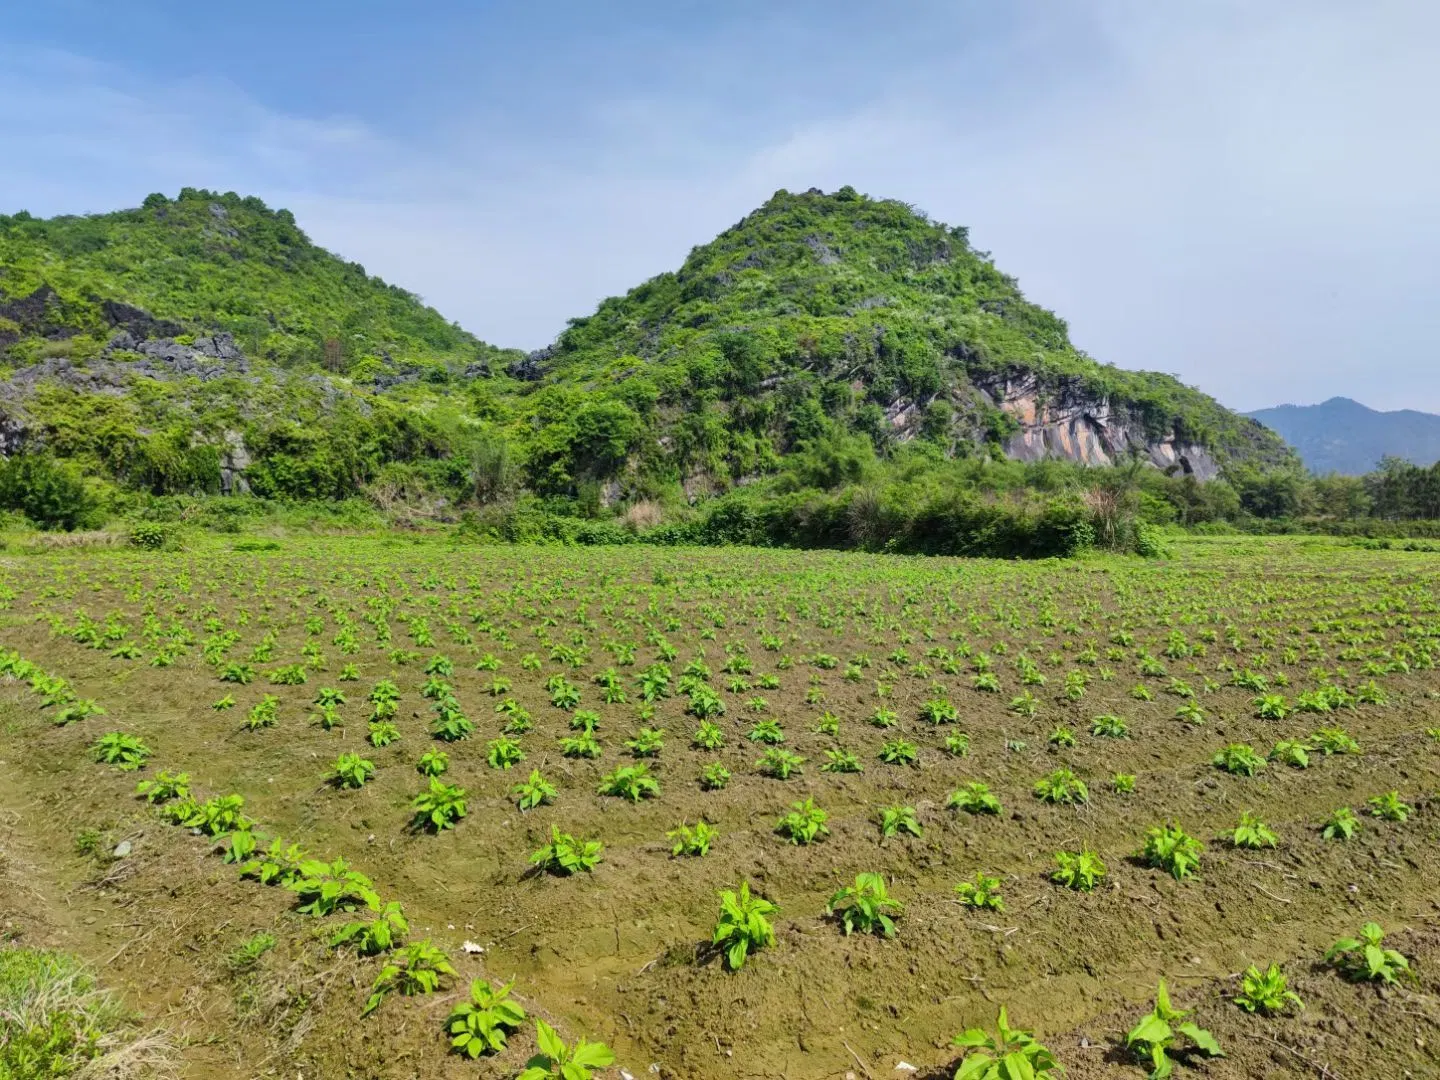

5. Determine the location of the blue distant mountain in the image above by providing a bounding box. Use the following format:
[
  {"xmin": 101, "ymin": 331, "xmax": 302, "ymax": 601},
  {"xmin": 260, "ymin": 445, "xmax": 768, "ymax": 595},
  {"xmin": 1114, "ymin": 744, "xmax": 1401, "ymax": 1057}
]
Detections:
[{"xmin": 1246, "ymin": 397, "xmax": 1440, "ymax": 475}]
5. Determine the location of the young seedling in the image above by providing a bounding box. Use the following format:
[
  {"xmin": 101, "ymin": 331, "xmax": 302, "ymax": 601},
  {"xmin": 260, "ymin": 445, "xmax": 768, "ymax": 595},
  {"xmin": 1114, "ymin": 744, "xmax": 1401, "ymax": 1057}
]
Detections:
[
  {"xmin": 446, "ymin": 979, "xmax": 527, "ymax": 1058},
  {"xmin": 746, "ymin": 718, "xmax": 785, "ymax": 744},
  {"xmin": 1269, "ymin": 739, "xmax": 1311, "ymax": 769},
  {"xmin": 878, "ymin": 804, "xmax": 922, "ymax": 839},
  {"xmin": 1311, "ymin": 727, "xmax": 1360, "ymax": 755},
  {"xmin": 955, "ymin": 872, "xmax": 1005, "ymax": 912},
  {"xmin": 1090, "ymin": 713, "xmax": 1129, "ymax": 738},
  {"xmin": 1112, "ymin": 773, "xmax": 1137, "ymax": 794},
  {"xmin": 700, "ymin": 762, "xmax": 732, "ymax": 790},
  {"xmin": 135, "ymin": 770, "xmax": 189, "ymax": 804},
  {"xmin": 597, "ymin": 763, "xmax": 659, "ymax": 802},
  {"xmin": 1226, "ymin": 811, "xmax": 1277, "ymax": 850},
  {"xmin": 417, "ymin": 750, "xmax": 449, "ymax": 777},
  {"xmin": 1125, "ymin": 979, "xmax": 1223, "ymax": 1079},
  {"xmin": 529, "ymin": 826, "xmax": 603, "ymax": 876},
  {"xmin": 1033, "ymin": 768, "xmax": 1088, "ymax": 805},
  {"xmin": 368, "ymin": 720, "xmax": 401, "ymax": 747},
  {"xmin": 516, "ymin": 1019, "xmax": 615, "ymax": 1080},
  {"xmin": 91, "ymin": 732, "xmax": 151, "ymax": 771},
  {"xmin": 1048, "ymin": 726, "xmax": 1077, "ymax": 748},
  {"xmin": 1233, "ymin": 963, "xmax": 1303, "ymax": 1015},
  {"xmin": 1051, "ymin": 850, "xmax": 1106, "ymax": 891},
  {"xmin": 878, "ymin": 738, "xmax": 918, "ymax": 766},
  {"xmin": 775, "ymin": 797, "xmax": 829, "ymax": 845},
  {"xmin": 1139, "ymin": 824, "xmax": 1203, "ymax": 880},
  {"xmin": 412, "ymin": 779, "xmax": 467, "ymax": 831},
  {"xmin": 330, "ymin": 901, "xmax": 409, "ymax": 956},
  {"xmin": 712, "ymin": 881, "xmax": 777, "ymax": 970},
  {"xmin": 1368, "ymin": 791, "xmax": 1412, "ymax": 822},
  {"xmin": 692, "ymin": 720, "xmax": 725, "ymax": 749},
  {"xmin": 827, "ymin": 872, "xmax": 902, "ymax": 938},
  {"xmin": 512, "ymin": 769, "xmax": 557, "ymax": 811},
  {"xmin": 486, "ymin": 736, "xmax": 525, "ymax": 769},
  {"xmin": 330, "ymin": 752, "xmax": 376, "ymax": 789},
  {"xmin": 757, "ymin": 747, "xmax": 805, "ymax": 779},
  {"xmin": 1321, "ymin": 806, "xmax": 1359, "ymax": 840},
  {"xmin": 950, "ymin": 1007, "xmax": 1061, "ymax": 1079},
  {"xmin": 821, "ymin": 747, "xmax": 863, "ymax": 773},
  {"xmin": 1325, "ymin": 923, "xmax": 1411, "ymax": 984},
  {"xmin": 948, "ymin": 781, "xmax": 1002, "ymax": 816},
  {"xmin": 1213, "ymin": 743, "xmax": 1266, "ymax": 776},
  {"xmin": 668, "ymin": 820, "xmax": 717, "ymax": 857},
  {"xmin": 363, "ymin": 939, "xmax": 455, "ymax": 1016},
  {"xmin": 944, "ymin": 732, "xmax": 972, "ymax": 757}
]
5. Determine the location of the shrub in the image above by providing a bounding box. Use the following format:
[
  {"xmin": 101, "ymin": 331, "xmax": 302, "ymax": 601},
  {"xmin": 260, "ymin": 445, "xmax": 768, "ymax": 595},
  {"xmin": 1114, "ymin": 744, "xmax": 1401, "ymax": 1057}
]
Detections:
[{"xmin": 0, "ymin": 453, "xmax": 100, "ymax": 531}]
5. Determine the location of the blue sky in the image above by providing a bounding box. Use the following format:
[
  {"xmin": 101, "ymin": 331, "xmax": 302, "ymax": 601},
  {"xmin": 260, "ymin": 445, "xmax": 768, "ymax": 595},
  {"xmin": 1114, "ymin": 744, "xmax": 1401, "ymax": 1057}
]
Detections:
[{"xmin": 4, "ymin": 0, "xmax": 1438, "ymax": 411}]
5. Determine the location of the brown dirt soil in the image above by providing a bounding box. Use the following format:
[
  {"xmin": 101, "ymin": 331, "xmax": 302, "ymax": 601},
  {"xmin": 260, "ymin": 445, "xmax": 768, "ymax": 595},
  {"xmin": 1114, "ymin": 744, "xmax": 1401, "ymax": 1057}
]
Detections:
[{"xmin": 1, "ymin": 535, "xmax": 1438, "ymax": 1079}]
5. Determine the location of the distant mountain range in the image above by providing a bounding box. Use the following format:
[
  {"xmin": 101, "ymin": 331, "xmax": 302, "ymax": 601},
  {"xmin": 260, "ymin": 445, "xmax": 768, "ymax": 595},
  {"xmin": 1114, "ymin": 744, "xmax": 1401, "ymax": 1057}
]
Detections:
[{"xmin": 1247, "ymin": 397, "xmax": 1440, "ymax": 475}]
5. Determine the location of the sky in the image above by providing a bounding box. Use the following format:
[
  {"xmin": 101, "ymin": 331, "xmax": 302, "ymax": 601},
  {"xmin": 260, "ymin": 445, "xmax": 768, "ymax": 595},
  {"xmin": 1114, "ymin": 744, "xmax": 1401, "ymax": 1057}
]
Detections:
[{"xmin": 3, "ymin": 0, "xmax": 1438, "ymax": 412}]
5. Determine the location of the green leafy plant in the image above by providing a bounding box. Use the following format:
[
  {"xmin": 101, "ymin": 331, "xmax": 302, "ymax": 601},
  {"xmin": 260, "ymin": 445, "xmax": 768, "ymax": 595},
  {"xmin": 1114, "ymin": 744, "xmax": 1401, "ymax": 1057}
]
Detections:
[
  {"xmin": 287, "ymin": 857, "xmax": 380, "ymax": 916},
  {"xmin": 944, "ymin": 731, "xmax": 972, "ymax": 757},
  {"xmin": 446, "ymin": 979, "xmax": 527, "ymax": 1058},
  {"xmin": 597, "ymin": 763, "xmax": 659, "ymax": 802},
  {"xmin": 1051, "ymin": 849, "xmax": 1106, "ymax": 891},
  {"xmin": 91, "ymin": 732, "xmax": 151, "ymax": 771},
  {"xmin": 1269, "ymin": 739, "xmax": 1311, "ymax": 769},
  {"xmin": 1233, "ymin": 963, "xmax": 1303, "ymax": 1015},
  {"xmin": 412, "ymin": 779, "xmax": 467, "ymax": 831},
  {"xmin": 417, "ymin": 749, "xmax": 449, "ymax": 777},
  {"xmin": 330, "ymin": 752, "xmax": 376, "ymax": 789},
  {"xmin": 363, "ymin": 939, "xmax": 455, "ymax": 1016},
  {"xmin": 954, "ymin": 872, "xmax": 1005, "ymax": 912},
  {"xmin": 330, "ymin": 901, "xmax": 409, "ymax": 956},
  {"xmin": 756, "ymin": 747, "xmax": 805, "ymax": 779},
  {"xmin": 1325, "ymin": 922, "xmax": 1412, "ymax": 984},
  {"xmin": 624, "ymin": 726, "xmax": 666, "ymax": 757},
  {"xmin": 1139, "ymin": 823, "xmax": 1203, "ymax": 880},
  {"xmin": 516, "ymin": 1019, "xmax": 616, "ymax": 1080},
  {"xmin": 1212, "ymin": 743, "xmax": 1266, "ymax": 776},
  {"xmin": 1226, "ymin": 811, "xmax": 1276, "ymax": 849},
  {"xmin": 513, "ymin": 769, "xmax": 557, "ymax": 811},
  {"xmin": 775, "ymin": 797, "xmax": 829, "ymax": 844},
  {"xmin": 1112, "ymin": 773, "xmax": 1136, "ymax": 794},
  {"xmin": 368, "ymin": 720, "xmax": 401, "ymax": 747},
  {"xmin": 1125, "ymin": 979, "xmax": 1223, "ymax": 1079},
  {"xmin": 486, "ymin": 736, "xmax": 526, "ymax": 769},
  {"xmin": 700, "ymin": 762, "xmax": 732, "ymax": 790},
  {"xmin": 878, "ymin": 737, "xmax": 918, "ymax": 765},
  {"xmin": 1321, "ymin": 806, "xmax": 1359, "ymax": 840},
  {"xmin": 950, "ymin": 1007, "xmax": 1061, "ymax": 1080},
  {"xmin": 135, "ymin": 770, "xmax": 189, "ymax": 804},
  {"xmin": 668, "ymin": 820, "xmax": 717, "ymax": 857},
  {"xmin": 530, "ymin": 826, "xmax": 603, "ymax": 875},
  {"xmin": 1033, "ymin": 768, "xmax": 1088, "ymax": 805},
  {"xmin": 947, "ymin": 782, "xmax": 1001, "ymax": 815},
  {"xmin": 827, "ymin": 872, "xmax": 902, "ymax": 937},
  {"xmin": 692, "ymin": 720, "xmax": 725, "ymax": 749},
  {"xmin": 878, "ymin": 804, "xmax": 922, "ymax": 839},
  {"xmin": 1368, "ymin": 791, "xmax": 1412, "ymax": 821},
  {"xmin": 712, "ymin": 881, "xmax": 777, "ymax": 971}
]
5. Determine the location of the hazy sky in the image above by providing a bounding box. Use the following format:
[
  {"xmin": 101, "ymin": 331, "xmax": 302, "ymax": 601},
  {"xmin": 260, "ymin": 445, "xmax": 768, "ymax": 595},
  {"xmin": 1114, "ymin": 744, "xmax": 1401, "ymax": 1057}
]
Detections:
[{"xmin": 3, "ymin": 1, "xmax": 1437, "ymax": 411}]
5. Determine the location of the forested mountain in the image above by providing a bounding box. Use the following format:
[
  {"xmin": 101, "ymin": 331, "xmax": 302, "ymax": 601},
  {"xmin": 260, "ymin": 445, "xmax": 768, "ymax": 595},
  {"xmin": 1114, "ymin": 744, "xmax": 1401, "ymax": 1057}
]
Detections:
[
  {"xmin": 1247, "ymin": 398, "xmax": 1440, "ymax": 475},
  {"xmin": 0, "ymin": 185, "xmax": 1302, "ymax": 550}
]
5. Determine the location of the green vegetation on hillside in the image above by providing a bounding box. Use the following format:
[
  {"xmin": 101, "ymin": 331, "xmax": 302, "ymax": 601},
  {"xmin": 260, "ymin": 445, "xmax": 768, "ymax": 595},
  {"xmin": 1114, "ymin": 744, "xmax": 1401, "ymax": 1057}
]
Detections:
[{"xmin": 2, "ymin": 184, "xmax": 1419, "ymax": 553}]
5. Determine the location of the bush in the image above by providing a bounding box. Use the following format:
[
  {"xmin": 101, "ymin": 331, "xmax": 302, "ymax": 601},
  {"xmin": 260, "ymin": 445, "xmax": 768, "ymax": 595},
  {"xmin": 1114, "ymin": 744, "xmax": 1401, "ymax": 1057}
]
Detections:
[
  {"xmin": 127, "ymin": 522, "xmax": 172, "ymax": 550},
  {"xmin": 0, "ymin": 453, "xmax": 100, "ymax": 531}
]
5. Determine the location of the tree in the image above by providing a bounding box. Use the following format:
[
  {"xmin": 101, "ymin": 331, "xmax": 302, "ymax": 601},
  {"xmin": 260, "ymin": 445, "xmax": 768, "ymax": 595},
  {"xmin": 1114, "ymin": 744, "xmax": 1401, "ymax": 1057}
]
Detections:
[{"xmin": 0, "ymin": 453, "xmax": 99, "ymax": 530}]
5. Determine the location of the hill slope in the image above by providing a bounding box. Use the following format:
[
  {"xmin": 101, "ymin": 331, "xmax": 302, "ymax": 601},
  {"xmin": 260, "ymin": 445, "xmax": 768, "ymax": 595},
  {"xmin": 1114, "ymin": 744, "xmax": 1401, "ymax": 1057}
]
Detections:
[
  {"xmin": 531, "ymin": 186, "xmax": 1294, "ymax": 491},
  {"xmin": 1247, "ymin": 398, "xmax": 1440, "ymax": 475},
  {"xmin": 0, "ymin": 185, "xmax": 1292, "ymax": 523}
]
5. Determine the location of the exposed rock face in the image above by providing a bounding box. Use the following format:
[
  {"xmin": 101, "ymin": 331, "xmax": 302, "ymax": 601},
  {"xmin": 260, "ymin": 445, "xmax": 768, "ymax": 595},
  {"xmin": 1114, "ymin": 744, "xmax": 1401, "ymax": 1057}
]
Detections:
[
  {"xmin": 104, "ymin": 330, "xmax": 249, "ymax": 379},
  {"xmin": 218, "ymin": 430, "xmax": 252, "ymax": 495},
  {"xmin": 981, "ymin": 374, "xmax": 1219, "ymax": 481}
]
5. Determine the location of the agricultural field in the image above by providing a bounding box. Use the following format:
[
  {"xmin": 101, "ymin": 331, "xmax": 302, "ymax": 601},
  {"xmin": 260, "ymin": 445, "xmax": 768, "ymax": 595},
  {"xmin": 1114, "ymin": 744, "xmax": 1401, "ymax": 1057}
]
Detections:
[{"xmin": 2, "ymin": 534, "xmax": 1439, "ymax": 1080}]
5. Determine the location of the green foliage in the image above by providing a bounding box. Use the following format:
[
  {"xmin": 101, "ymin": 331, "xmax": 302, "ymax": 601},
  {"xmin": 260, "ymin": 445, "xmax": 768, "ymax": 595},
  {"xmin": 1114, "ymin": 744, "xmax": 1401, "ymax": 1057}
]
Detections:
[
  {"xmin": 668, "ymin": 820, "xmax": 718, "ymax": 857},
  {"xmin": 516, "ymin": 1019, "xmax": 616, "ymax": 1080},
  {"xmin": 950, "ymin": 1007, "xmax": 1062, "ymax": 1080},
  {"xmin": 512, "ymin": 769, "xmax": 557, "ymax": 811},
  {"xmin": 1033, "ymin": 768, "xmax": 1088, "ymax": 805},
  {"xmin": 411, "ymin": 778, "xmax": 467, "ymax": 831},
  {"xmin": 90, "ymin": 731, "xmax": 150, "ymax": 770},
  {"xmin": 1368, "ymin": 790, "xmax": 1412, "ymax": 821},
  {"xmin": 1233, "ymin": 963, "xmax": 1303, "ymax": 1015},
  {"xmin": 1226, "ymin": 811, "xmax": 1277, "ymax": 849},
  {"xmin": 1321, "ymin": 806, "xmax": 1359, "ymax": 840},
  {"xmin": 330, "ymin": 901, "xmax": 409, "ymax": 956},
  {"xmin": 954, "ymin": 872, "xmax": 1005, "ymax": 912},
  {"xmin": 363, "ymin": 940, "xmax": 455, "ymax": 1016},
  {"xmin": 1212, "ymin": 743, "xmax": 1266, "ymax": 776},
  {"xmin": 329, "ymin": 752, "xmax": 375, "ymax": 789},
  {"xmin": 0, "ymin": 948, "xmax": 138, "ymax": 1078},
  {"xmin": 775, "ymin": 797, "xmax": 829, "ymax": 844},
  {"xmin": 445, "ymin": 979, "xmax": 527, "ymax": 1059},
  {"xmin": 827, "ymin": 872, "xmax": 902, "ymax": 938},
  {"xmin": 757, "ymin": 747, "xmax": 805, "ymax": 779},
  {"xmin": 1139, "ymin": 823, "xmax": 1204, "ymax": 880},
  {"xmin": 947, "ymin": 781, "xmax": 1001, "ymax": 815},
  {"xmin": 712, "ymin": 881, "xmax": 778, "ymax": 971},
  {"xmin": 597, "ymin": 763, "xmax": 659, "ymax": 802},
  {"xmin": 1125, "ymin": 980, "xmax": 1223, "ymax": 1079},
  {"xmin": 530, "ymin": 826, "xmax": 602, "ymax": 876},
  {"xmin": 1051, "ymin": 850, "xmax": 1106, "ymax": 891},
  {"xmin": 1325, "ymin": 923, "xmax": 1412, "ymax": 984},
  {"xmin": 0, "ymin": 453, "xmax": 99, "ymax": 531},
  {"xmin": 878, "ymin": 804, "xmax": 922, "ymax": 839}
]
